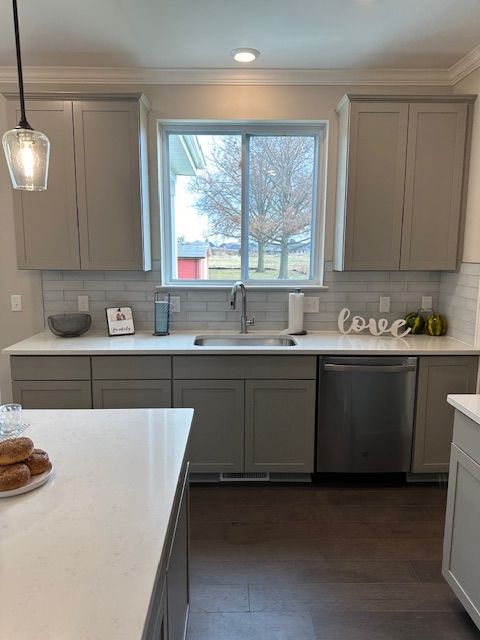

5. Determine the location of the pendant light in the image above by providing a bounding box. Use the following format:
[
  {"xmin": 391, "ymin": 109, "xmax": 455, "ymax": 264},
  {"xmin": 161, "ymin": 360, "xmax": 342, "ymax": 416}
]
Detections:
[{"xmin": 2, "ymin": 0, "xmax": 50, "ymax": 191}]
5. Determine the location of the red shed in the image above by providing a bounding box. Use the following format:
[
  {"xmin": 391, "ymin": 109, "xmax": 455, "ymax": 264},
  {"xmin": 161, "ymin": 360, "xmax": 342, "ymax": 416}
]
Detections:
[{"xmin": 177, "ymin": 242, "xmax": 209, "ymax": 279}]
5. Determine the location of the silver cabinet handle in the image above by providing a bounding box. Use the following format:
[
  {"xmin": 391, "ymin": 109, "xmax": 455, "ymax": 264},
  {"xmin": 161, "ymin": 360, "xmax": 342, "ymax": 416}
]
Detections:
[{"xmin": 323, "ymin": 364, "xmax": 416, "ymax": 373}]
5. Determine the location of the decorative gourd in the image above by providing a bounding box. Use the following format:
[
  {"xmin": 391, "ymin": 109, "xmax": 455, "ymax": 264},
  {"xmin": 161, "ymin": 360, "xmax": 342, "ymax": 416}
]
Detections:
[
  {"xmin": 425, "ymin": 313, "xmax": 447, "ymax": 336},
  {"xmin": 404, "ymin": 312, "xmax": 425, "ymax": 335}
]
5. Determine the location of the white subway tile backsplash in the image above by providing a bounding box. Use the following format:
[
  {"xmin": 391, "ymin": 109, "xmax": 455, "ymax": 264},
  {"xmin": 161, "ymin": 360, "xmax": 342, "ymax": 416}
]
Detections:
[
  {"xmin": 43, "ymin": 291, "xmax": 65, "ymax": 301},
  {"xmin": 42, "ymin": 263, "xmax": 479, "ymax": 336},
  {"xmin": 104, "ymin": 271, "xmax": 148, "ymax": 281},
  {"xmin": 105, "ymin": 291, "xmax": 147, "ymax": 302},
  {"xmin": 440, "ymin": 266, "xmax": 480, "ymax": 345},
  {"xmin": 83, "ymin": 280, "xmax": 125, "ymax": 291},
  {"xmin": 42, "ymin": 271, "xmax": 63, "ymax": 281},
  {"xmin": 43, "ymin": 280, "xmax": 84, "ymax": 291}
]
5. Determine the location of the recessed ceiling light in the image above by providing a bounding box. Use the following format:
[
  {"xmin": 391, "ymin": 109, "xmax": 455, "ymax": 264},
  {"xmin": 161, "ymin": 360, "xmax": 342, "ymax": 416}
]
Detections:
[{"xmin": 232, "ymin": 48, "xmax": 260, "ymax": 63}]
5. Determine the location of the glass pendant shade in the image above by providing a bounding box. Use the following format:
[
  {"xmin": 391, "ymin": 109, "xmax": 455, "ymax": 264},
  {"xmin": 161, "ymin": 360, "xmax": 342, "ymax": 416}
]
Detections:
[{"xmin": 2, "ymin": 126, "xmax": 50, "ymax": 191}]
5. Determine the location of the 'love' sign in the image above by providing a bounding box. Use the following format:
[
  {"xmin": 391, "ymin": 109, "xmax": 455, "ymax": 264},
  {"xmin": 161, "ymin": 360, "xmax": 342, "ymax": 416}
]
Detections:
[{"xmin": 338, "ymin": 308, "xmax": 411, "ymax": 338}]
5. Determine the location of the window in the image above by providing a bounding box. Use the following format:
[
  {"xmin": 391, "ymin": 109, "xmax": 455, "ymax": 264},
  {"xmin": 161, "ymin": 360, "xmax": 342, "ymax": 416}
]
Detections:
[{"xmin": 160, "ymin": 124, "xmax": 326, "ymax": 286}]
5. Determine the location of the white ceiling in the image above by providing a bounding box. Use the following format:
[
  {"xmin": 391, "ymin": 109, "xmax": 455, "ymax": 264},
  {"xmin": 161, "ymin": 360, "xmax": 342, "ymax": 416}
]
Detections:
[{"xmin": 0, "ymin": 0, "xmax": 479, "ymax": 72}]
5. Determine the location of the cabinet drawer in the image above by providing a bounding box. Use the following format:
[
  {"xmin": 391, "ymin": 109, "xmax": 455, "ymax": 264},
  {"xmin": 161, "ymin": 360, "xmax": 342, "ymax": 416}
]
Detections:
[
  {"xmin": 92, "ymin": 356, "xmax": 171, "ymax": 380},
  {"xmin": 173, "ymin": 355, "xmax": 316, "ymax": 380},
  {"xmin": 11, "ymin": 356, "xmax": 91, "ymax": 381}
]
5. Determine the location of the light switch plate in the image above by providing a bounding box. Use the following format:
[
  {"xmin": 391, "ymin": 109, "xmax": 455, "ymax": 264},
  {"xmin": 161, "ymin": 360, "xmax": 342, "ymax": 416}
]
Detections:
[
  {"xmin": 170, "ymin": 296, "xmax": 181, "ymax": 313},
  {"xmin": 379, "ymin": 296, "xmax": 390, "ymax": 313},
  {"xmin": 421, "ymin": 295, "xmax": 433, "ymax": 310},
  {"xmin": 10, "ymin": 294, "xmax": 22, "ymax": 312},
  {"xmin": 304, "ymin": 296, "xmax": 319, "ymax": 313},
  {"xmin": 78, "ymin": 295, "xmax": 89, "ymax": 312}
]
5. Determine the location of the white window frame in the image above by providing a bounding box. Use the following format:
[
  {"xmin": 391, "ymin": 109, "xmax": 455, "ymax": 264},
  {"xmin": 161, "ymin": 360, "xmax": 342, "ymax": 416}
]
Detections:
[{"xmin": 158, "ymin": 122, "xmax": 328, "ymax": 289}]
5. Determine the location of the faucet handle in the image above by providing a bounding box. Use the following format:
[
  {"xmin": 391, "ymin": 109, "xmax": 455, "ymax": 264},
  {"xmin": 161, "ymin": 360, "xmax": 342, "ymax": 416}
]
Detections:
[{"xmin": 246, "ymin": 316, "xmax": 255, "ymax": 326}]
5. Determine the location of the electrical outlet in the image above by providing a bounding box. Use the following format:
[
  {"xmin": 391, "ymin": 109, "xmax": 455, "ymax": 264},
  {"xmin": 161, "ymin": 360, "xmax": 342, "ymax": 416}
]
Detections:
[
  {"xmin": 421, "ymin": 296, "xmax": 433, "ymax": 311},
  {"xmin": 10, "ymin": 294, "xmax": 22, "ymax": 312},
  {"xmin": 303, "ymin": 296, "xmax": 319, "ymax": 313},
  {"xmin": 379, "ymin": 296, "xmax": 390, "ymax": 313},
  {"xmin": 170, "ymin": 296, "xmax": 181, "ymax": 313},
  {"xmin": 78, "ymin": 295, "xmax": 89, "ymax": 312}
]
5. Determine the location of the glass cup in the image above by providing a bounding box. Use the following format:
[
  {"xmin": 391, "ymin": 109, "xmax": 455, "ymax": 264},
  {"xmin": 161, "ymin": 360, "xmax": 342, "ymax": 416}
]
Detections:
[{"xmin": 0, "ymin": 403, "xmax": 23, "ymax": 435}]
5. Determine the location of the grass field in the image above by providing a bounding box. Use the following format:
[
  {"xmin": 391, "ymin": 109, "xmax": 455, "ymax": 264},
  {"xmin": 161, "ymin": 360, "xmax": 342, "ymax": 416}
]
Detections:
[{"xmin": 207, "ymin": 251, "xmax": 310, "ymax": 280}]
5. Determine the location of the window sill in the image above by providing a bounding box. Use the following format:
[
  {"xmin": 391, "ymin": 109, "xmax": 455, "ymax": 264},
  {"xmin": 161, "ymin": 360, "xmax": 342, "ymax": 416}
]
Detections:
[{"xmin": 156, "ymin": 283, "xmax": 329, "ymax": 291}]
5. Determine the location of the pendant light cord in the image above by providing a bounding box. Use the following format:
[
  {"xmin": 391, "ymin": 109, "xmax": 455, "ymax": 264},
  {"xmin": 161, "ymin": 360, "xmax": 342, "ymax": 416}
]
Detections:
[{"xmin": 12, "ymin": 0, "xmax": 31, "ymax": 129}]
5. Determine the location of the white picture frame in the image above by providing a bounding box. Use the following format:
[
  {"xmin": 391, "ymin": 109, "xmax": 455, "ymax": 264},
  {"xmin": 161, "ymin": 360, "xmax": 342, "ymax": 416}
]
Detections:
[{"xmin": 105, "ymin": 306, "xmax": 135, "ymax": 337}]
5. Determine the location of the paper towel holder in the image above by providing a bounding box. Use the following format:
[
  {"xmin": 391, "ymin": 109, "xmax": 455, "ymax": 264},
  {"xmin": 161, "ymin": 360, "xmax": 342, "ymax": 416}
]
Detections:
[{"xmin": 283, "ymin": 288, "xmax": 308, "ymax": 336}]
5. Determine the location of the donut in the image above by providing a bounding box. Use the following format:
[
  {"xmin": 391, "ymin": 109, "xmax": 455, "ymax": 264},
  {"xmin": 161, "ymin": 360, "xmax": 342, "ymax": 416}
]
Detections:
[
  {"xmin": 0, "ymin": 437, "xmax": 34, "ymax": 465},
  {"xmin": 25, "ymin": 449, "xmax": 52, "ymax": 476},
  {"xmin": 0, "ymin": 463, "xmax": 30, "ymax": 491}
]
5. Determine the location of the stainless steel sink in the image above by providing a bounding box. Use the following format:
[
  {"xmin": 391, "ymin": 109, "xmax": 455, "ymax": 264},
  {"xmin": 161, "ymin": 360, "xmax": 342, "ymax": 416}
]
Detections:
[{"xmin": 194, "ymin": 335, "xmax": 297, "ymax": 347}]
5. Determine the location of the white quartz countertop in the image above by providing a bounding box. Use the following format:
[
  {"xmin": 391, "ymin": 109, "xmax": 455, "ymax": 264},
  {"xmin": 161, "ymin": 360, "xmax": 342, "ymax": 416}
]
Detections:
[
  {"xmin": 0, "ymin": 408, "xmax": 193, "ymax": 640},
  {"xmin": 448, "ymin": 394, "xmax": 480, "ymax": 426},
  {"xmin": 3, "ymin": 330, "xmax": 479, "ymax": 356}
]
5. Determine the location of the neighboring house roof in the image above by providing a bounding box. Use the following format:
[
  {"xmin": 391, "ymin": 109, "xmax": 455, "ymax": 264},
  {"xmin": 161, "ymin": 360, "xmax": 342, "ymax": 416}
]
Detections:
[
  {"xmin": 177, "ymin": 242, "xmax": 209, "ymax": 258},
  {"xmin": 169, "ymin": 134, "xmax": 206, "ymax": 176}
]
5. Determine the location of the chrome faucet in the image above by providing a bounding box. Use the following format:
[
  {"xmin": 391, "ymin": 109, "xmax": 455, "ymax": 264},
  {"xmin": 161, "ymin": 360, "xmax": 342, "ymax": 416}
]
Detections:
[{"xmin": 230, "ymin": 281, "xmax": 255, "ymax": 333}]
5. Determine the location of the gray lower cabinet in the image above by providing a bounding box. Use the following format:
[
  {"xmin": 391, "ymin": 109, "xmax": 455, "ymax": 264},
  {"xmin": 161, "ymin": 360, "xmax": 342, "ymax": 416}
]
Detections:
[
  {"xmin": 443, "ymin": 412, "xmax": 480, "ymax": 629},
  {"xmin": 412, "ymin": 356, "xmax": 478, "ymax": 473},
  {"xmin": 92, "ymin": 380, "xmax": 172, "ymax": 409},
  {"xmin": 245, "ymin": 380, "xmax": 316, "ymax": 473},
  {"xmin": 173, "ymin": 380, "xmax": 244, "ymax": 473},
  {"xmin": 143, "ymin": 463, "xmax": 189, "ymax": 640},
  {"xmin": 166, "ymin": 474, "xmax": 189, "ymax": 640},
  {"xmin": 12, "ymin": 380, "xmax": 92, "ymax": 409},
  {"xmin": 150, "ymin": 579, "xmax": 168, "ymax": 640}
]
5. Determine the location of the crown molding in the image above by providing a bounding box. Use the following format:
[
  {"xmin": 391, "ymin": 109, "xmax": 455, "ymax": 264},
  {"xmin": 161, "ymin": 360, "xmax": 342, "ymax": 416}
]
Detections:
[
  {"xmin": 0, "ymin": 50, "xmax": 478, "ymax": 87},
  {"xmin": 449, "ymin": 44, "xmax": 480, "ymax": 85},
  {"xmin": 0, "ymin": 65, "xmax": 453, "ymax": 86}
]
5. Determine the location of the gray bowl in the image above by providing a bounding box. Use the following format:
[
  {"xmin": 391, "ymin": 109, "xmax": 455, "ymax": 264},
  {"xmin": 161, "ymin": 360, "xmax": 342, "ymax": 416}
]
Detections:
[{"xmin": 47, "ymin": 313, "xmax": 92, "ymax": 337}]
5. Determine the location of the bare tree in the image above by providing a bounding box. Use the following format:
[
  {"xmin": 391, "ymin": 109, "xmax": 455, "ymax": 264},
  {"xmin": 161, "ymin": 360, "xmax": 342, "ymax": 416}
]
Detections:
[{"xmin": 191, "ymin": 134, "xmax": 314, "ymax": 277}]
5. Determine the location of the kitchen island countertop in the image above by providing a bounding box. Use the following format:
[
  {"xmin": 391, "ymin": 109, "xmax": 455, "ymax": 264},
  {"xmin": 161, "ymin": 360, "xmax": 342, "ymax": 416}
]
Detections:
[
  {"xmin": 3, "ymin": 329, "xmax": 479, "ymax": 356},
  {"xmin": 0, "ymin": 408, "xmax": 193, "ymax": 640},
  {"xmin": 448, "ymin": 394, "xmax": 480, "ymax": 426}
]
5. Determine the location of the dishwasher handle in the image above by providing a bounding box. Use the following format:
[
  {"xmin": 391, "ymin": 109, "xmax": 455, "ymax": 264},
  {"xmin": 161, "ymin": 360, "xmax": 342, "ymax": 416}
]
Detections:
[{"xmin": 323, "ymin": 363, "xmax": 416, "ymax": 374}]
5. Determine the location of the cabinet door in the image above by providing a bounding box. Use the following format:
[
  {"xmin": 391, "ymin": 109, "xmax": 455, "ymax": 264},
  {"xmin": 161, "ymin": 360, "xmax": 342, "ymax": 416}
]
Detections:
[
  {"xmin": 442, "ymin": 443, "xmax": 480, "ymax": 629},
  {"xmin": 9, "ymin": 100, "xmax": 80, "ymax": 269},
  {"xmin": 12, "ymin": 380, "xmax": 92, "ymax": 408},
  {"xmin": 412, "ymin": 356, "xmax": 478, "ymax": 473},
  {"xmin": 173, "ymin": 380, "xmax": 244, "ymax": 473},
  {"xmin": 92, "ymin": 380, "xmax": 171, "ymax": 408},
  {"xmin": 245, "ymin": 380, "xmax": 316, "ymax": 473},
  {"xmin": 167, "ymin": 475, "xmax": 189, "ymax": 640},
  {"xmin": 150, "ymin": 579, "xmax": 168, "ymax": 640},
  {"xmin": 73, "ymin": 101, "xmax": 147, "ymax": 270},
  {"xmin": 343, "ymin": 102, "xmax": 408, "ymax": 270},
  {"xmin": 401, "ymin": 103, "xmax": 467, "ymax": 270}
]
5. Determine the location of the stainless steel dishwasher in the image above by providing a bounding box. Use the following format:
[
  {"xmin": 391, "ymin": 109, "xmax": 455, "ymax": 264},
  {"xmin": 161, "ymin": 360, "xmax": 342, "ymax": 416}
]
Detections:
[{"xmin": 317, "ymin": 356, "xmax": 417, "ymax": 472}]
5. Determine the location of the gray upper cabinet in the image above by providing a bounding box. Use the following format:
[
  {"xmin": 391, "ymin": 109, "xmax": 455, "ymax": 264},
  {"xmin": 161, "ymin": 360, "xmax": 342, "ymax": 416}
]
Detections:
[
  {"xmin": 9, "ymin": 101, "xmax": 80, "ymax": 269},
  {"xmin": 73, "ymin": 101, "xmax": 150, "ymax": 270},
  {"xmin": 336, "ymin": 101, "xmax": 408, "ymax": 270},
  {"xmin": 401, "ymin": 103, "xmax": 468, "ymax": 270},
  {"xmin": 7, "ymin": 94, "xmax": 151, "ymax": 271},
  {"xmin": 334, "ymin": 95, "xmax": 474, "ymax": 271}
]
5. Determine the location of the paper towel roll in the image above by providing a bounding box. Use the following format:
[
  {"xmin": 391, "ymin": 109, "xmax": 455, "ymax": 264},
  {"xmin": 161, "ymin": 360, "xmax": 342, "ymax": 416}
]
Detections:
[{"xmin": 287, "ymin": 291, "xmax": 304, "ymax": 334}]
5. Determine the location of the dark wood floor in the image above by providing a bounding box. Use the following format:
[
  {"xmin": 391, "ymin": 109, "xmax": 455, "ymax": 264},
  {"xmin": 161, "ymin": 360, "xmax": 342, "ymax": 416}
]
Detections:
[{"xmin": 186, "ymin": 482, "xmax": 480, "ymax": 640}]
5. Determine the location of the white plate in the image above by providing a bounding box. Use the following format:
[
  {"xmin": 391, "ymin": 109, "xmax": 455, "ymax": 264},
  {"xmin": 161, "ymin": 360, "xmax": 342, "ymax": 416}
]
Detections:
[{"xmin": 0, "ymin": 463, "xmax": 55, "ymax": 498}]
